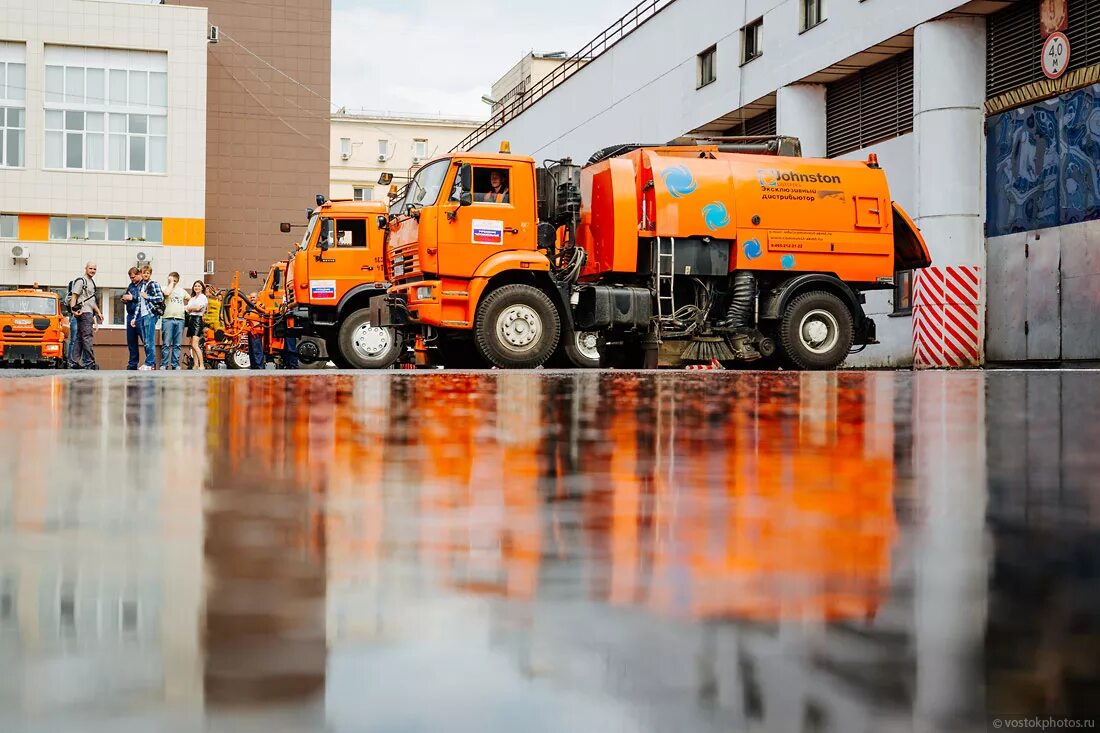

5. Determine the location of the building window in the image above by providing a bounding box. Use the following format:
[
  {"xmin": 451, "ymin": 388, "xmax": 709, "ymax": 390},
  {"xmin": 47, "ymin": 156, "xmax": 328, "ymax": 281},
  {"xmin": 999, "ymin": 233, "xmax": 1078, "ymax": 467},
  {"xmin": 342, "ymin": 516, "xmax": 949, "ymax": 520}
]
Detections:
[
  {"xmin": 697, "ymin": 46, "xmax": 717, "ymax": 88},
  {"xmin": 414, "ymin": 139, "xmax": 427, "ymax": 160},
  {"xmin": 377, "ymin": 139, "xmax": 388, "ymax": 158},
  {"xmin": 826, "ymin": 51, "xmax": 914, "ymax": 157},
  {"xmin": 0, "ymin": 53, "xmax": 26, "ymax": 168},
  {"xmin": 800, "ymin": 0, "xmax": 825, "ymax": 32},
  {"xmin": 47, "ymin": 216, "xmax": 162, "ymax": 243},
  {"xmin": 353, "ymin": 186, "xmax": 372, "ymax": 201},
  {"xmin": 0, "ymin": 214, "xmax": 16, "ymax": 238},
  {"xmin": 43, "ymin": 46, "xmax": 167, "ymax": 174},
  {"xmin": 893, "ymin": 270, "xmax": 914, "ymax": 315},
  {"xmin": 339, "ymin": 137, "xmax": 351, "ymax": 158},
  {"xmin": 741, "ymin": 18, "xmax": 763, "ymax": 65}
]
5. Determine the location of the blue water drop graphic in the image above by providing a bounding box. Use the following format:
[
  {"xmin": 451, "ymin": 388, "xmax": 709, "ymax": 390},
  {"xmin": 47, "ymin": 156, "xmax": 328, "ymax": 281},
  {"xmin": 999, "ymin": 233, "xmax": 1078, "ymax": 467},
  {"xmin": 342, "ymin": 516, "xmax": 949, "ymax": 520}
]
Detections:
[
  {"xmin": 661, "ymin": 165, "xmax": 698, "ymax": 198},
  {"xmin": 781, "ymin": 254, "xmax": 797, "ymax": 270},
  {"xmin": 742, "ymin": 239, "xmax": 762, "ymax": 260}
]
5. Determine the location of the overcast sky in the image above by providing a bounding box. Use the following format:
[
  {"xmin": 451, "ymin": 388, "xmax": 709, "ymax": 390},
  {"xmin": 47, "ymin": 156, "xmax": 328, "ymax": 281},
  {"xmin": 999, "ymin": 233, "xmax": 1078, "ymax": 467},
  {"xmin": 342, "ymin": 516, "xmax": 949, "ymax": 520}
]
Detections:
[{"xmin": 331, "ymin": 0, "xmax": 635, "ymax": 120}]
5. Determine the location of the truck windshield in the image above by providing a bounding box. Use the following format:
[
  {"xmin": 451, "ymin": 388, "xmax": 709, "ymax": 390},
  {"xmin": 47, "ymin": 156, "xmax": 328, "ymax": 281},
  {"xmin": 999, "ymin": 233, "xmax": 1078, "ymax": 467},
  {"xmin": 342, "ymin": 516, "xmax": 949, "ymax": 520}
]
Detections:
[
  {"xmin": 299, "ymin": 215, "xmax": 319, "ymax": 251},
  {"xmin": 404, "ymin": 159, "xmax": 449, "ymax": 209},
  {"xmin": 0, "ymin": 296, "xmax": 56, "ymax": 315}
]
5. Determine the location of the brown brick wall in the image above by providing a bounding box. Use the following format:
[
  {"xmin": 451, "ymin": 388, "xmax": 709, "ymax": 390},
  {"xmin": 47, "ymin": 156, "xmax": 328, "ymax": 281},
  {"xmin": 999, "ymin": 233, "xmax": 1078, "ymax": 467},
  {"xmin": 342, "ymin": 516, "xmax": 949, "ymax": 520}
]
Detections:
[{"xmin": 168, "ymin": 0, "xmax": 331, "ymax": 287}]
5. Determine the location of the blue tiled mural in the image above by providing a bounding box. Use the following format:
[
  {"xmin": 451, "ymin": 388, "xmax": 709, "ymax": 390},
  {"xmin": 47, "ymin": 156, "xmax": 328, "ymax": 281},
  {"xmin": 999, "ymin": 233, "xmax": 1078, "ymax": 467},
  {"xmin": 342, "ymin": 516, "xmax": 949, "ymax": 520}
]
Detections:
[{"xmin": 986, "ymin": 82, "xmax": 1100, "ymax": 237}]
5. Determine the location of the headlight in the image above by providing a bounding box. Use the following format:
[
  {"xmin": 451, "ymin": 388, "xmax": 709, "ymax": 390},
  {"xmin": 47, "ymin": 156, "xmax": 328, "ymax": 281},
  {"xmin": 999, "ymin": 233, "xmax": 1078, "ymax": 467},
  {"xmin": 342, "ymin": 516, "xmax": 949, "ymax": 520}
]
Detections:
[
  {"xmin": 415, "ymin": 286, "xmax": 434, "ymax": 301},
  {"xmin": 44, "ymin": 344, "xmax": 59, "ymax": 352}
]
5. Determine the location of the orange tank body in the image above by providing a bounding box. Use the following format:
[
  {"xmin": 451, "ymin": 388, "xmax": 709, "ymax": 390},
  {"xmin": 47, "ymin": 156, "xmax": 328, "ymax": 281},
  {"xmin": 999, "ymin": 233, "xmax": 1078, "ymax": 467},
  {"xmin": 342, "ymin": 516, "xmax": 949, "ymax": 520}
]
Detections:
[{"xmin": 579, "ymin": 146, "xmax": 924, "ymax": 284}]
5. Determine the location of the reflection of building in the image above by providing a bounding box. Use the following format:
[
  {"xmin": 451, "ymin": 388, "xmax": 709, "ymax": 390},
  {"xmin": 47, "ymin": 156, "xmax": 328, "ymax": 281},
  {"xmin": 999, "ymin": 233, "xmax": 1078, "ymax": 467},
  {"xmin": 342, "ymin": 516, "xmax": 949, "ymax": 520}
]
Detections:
[
  {"xmin": 466, "ymin": 0, "xmax": 1100, "ymax": 368},
  {"xmin": 0, "ymin": 377, "xmax": 205, "ymax": 720},
  {"xmin": 330, "ymin": 111, "xmax": 481, "ymax": 202}
]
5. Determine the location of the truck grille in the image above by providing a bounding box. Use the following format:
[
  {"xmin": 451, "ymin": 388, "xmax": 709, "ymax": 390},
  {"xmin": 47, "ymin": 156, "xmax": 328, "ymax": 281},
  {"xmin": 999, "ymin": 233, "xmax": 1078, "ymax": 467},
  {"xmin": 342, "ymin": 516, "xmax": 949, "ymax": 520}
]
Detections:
[{"xmin": 390, "ymin": 241, "xmax": 422, "ymax": 282}]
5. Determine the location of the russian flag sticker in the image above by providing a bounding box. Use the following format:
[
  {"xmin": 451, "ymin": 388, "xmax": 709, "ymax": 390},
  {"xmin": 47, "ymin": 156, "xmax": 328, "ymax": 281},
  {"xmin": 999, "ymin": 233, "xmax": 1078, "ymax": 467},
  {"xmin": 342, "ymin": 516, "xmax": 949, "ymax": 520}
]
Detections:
[
  {"xmin": 310, "ymin": 280, "xmax": 336, "ymax": 300},
  {"xmin": 472, "ymin": 219, "xmax": 505, "ymax": 245}
]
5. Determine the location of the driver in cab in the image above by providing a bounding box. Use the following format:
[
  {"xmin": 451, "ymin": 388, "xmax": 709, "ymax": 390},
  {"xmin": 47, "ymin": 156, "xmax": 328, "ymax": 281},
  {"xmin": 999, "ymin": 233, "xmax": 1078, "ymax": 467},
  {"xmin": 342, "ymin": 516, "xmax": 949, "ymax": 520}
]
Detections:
[{"xmin": 478, "ymin": 169, "xmax": 509, "ymax": 204}]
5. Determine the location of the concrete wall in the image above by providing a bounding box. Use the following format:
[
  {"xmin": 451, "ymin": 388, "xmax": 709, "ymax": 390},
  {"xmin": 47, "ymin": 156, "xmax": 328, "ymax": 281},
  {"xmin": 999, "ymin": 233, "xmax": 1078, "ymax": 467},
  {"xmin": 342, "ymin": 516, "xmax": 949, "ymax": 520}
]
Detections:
[
  {"xmin": 474, "ymin": 0, "xmax": 969, "ymax": 160},
  {"xmin": 167, "ymin": 0, "xmax": 331, "ymax": 287}
]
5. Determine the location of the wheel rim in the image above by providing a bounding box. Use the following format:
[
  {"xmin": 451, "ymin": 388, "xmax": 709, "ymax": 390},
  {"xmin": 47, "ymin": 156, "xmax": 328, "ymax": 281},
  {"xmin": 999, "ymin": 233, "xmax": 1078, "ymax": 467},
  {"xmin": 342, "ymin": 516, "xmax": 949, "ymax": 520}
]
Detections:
[
  {"xmin": 352, "ymin": 322, "xmax": 391, "ymax": 359},
  {"xmin": 798, "ymin": 309, "xmax": 840, "ymax": 355},
  {"xmin": 575, "ymin": 331, "xmax": 600, "ymax": 361},
  {"xmin": 496, "ymin": 304, "xmax": 542, "ymax": 352},
  {"xmin": 232, "ymin": 349, "xmax": 251, "ymax": 369}
]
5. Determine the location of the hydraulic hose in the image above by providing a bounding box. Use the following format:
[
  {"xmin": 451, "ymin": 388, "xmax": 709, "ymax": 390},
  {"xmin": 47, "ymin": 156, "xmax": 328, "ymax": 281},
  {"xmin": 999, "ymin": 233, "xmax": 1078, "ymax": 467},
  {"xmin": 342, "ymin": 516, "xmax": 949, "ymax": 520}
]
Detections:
[{"xmin": 723, "ymin": 271, "xmax": 757, "ymax": 329}]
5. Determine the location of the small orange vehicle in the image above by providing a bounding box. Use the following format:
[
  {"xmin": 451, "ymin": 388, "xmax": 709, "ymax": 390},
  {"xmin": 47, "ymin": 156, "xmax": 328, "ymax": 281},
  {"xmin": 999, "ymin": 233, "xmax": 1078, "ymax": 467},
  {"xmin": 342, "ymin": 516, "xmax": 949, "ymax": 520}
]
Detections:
[
  {"xmin": 282, "ymin": 197, "xmax": 397, "ymax": 368},
  {"xmin": 0, "ymin": 287, "xmax": 67, "ymax": 368},
  {"xmin": 370, "ymin": 136, "xmax": 932, "ymax": 369}
]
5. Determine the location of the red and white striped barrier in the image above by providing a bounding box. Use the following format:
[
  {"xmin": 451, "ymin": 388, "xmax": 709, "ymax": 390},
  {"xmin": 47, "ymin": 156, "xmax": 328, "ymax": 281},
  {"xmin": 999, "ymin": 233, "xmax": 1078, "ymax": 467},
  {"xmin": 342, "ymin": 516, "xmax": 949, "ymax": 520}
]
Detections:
[
  {"xmin": 912, "ymin": 266, "xmax": 981, "ymax": 368},
  {"xmin": 685, "ymin": 358, "xmax": 725, "ymax": 371}
]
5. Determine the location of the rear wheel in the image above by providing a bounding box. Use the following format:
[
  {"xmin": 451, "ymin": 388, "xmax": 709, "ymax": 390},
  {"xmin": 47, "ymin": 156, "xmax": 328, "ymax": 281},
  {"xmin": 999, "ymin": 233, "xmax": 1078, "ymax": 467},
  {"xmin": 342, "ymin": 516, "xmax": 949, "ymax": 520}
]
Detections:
[
  {"xmin": 560, "ymin": 329, "xmax": 600, "ymax": 368},
  {"xmin": 778, "ymin": 290, "xmax": 854, "ymax": 370},
  {"xmin": 337, "ymin": 308, "xmax": 401, "ymax": 369},
  {"xmin": 474, "ymin": 284, "xmax": 560, "ymax": 368}
]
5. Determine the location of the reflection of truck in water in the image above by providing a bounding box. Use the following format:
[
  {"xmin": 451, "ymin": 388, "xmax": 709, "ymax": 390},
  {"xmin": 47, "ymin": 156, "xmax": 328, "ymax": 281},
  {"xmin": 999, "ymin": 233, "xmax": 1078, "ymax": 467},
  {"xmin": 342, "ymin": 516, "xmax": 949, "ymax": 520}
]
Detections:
[
  {"xmin": 0, "ymin": 288, "xmax": 68, "ymax": 368},
  {"xmin": 370, "ymin": 137, "xmax": 931, "ymax": 370}
]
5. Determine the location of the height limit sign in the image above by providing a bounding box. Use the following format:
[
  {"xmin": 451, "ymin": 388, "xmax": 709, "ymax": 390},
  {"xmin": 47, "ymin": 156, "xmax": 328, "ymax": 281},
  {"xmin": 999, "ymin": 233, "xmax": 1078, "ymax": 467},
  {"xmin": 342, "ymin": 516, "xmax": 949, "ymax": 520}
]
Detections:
[{"xmin": 1042, "ymin": 32, "xmax": 1070, "ymax": 79}]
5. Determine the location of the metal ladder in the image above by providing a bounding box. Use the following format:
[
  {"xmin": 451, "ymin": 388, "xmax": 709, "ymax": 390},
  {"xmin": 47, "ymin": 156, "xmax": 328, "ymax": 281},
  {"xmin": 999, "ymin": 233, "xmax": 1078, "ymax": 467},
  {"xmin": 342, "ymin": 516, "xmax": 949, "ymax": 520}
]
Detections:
[{"xmin": 656, "ymin": 236, "xmax": 675, "ymax": 319}]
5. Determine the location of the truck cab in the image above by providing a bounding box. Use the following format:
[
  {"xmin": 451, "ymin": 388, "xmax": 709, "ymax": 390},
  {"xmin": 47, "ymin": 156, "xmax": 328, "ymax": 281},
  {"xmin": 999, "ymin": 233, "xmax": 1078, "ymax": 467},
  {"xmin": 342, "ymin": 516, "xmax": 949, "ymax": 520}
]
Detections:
[
  {"xmin": 374, "ymin": 152, "xmax": 597, "ymax": 368},
  {"xmin": 284, "ymin": 198, "xmax": 399, "ymax": 368},
  {"xmin": 0, "ymin": 287, "xmax": 67, "ymax": 368}
]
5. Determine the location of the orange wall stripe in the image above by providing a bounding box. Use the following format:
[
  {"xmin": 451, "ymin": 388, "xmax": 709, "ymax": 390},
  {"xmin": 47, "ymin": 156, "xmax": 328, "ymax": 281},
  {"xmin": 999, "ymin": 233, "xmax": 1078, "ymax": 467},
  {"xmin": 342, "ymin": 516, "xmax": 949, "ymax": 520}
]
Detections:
[
  {"xmin": 162, "ymin": 218, "xmax": 205, "ymax": 247},
  {"xmin": 18, "ymin": 215, "xmax": 48, "ymax": 241}
]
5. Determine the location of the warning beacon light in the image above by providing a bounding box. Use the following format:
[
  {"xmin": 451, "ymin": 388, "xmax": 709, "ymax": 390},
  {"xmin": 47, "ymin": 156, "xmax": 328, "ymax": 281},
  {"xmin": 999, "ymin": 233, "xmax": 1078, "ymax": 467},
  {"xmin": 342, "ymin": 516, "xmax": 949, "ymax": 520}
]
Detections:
[{"xmin": 499, "ymin": 140, "xmax": 511, "ymax": 154}]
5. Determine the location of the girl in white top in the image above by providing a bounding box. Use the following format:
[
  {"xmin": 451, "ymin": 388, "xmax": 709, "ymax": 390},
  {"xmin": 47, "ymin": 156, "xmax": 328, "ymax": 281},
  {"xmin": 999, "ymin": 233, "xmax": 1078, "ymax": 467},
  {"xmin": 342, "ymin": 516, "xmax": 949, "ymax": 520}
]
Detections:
[{"xmin": 185, "ymin": 280, "xmax": 209, "ymax": 370}]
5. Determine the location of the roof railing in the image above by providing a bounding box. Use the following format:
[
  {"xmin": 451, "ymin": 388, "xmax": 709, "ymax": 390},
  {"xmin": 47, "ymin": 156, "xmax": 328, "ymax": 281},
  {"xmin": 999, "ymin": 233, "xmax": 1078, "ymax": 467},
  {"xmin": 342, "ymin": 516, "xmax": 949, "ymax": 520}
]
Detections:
[{"xmin": 451, "ymin": 0, "xmax": 678, "ymax": 153}]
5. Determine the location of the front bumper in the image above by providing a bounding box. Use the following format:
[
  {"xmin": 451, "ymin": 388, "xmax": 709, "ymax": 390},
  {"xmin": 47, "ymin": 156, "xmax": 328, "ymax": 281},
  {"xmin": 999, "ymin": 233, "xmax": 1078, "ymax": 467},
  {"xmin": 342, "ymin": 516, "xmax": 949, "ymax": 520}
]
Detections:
[{"xmin": 0, "ymin": 342, "xmax": 64, "ymax": 365}]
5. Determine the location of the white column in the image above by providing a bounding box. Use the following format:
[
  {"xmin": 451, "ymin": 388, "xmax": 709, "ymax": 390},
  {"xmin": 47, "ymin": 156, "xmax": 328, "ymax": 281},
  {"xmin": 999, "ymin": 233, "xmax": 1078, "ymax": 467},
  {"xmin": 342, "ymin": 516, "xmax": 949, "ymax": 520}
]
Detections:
[
  {"xmin": 776, "ymin": 84, "xmax": 827, "ymax": 158},
  {"xmin": 912, "ymin": 17, "xmax": 987, "ymax": 367}
]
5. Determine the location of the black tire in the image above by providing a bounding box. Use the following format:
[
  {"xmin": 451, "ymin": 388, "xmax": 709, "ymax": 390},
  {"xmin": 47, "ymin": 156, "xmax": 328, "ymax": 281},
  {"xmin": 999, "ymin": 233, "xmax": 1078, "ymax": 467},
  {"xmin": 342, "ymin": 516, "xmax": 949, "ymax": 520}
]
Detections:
[
  {"xmin": 325, "ymin": 337, "xmax": 350, "ymax": 369},
  {"xmin": 778, "ymin": 290, "xmax": 854, "ymax": 370},
  {"xmin": 224, "ymin": 347, "xmax": 251, "ymax": 370},
  {"xmin": 560, "ymin": 328, "xmax": 600, "ymax": 368},
  {"xmin": 473, "ymin": 284, "xmax": 560, "ymax": 368},
  {"xmin": 337, "ymin": 308, "xmax": 402, "ymax": 369}
]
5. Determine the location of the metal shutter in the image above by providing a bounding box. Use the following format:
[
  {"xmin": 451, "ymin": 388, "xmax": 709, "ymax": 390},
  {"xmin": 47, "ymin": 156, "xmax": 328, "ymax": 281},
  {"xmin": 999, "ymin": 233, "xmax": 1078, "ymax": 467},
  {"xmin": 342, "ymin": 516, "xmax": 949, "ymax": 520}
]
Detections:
[
  {"xmin": 987, "ymin": 1, "xmax": 1041, "ymax": 98},
  {"xmin": 1068, "ymin": 0, "xmax": 1100, "ymax": 70},
  {"xmin": 724, "ymin": 108, "xmax": 777, "ymax": 136},
  {"xmin": 826, "ymin": 51, "xmax": 914, "ymax": 158}
]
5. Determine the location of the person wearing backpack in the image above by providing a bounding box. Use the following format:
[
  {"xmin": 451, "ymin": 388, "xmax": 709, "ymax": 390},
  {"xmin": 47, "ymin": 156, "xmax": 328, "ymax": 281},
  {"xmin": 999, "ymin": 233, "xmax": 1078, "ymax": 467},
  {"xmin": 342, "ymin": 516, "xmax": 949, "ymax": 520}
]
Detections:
[
  {"xmin": 68, "ymin": 262, "xmax": 103, "ymax": 370},
  {"xmin": 136, "ymin": 264, "xmax": 164, "ymax": 370}
]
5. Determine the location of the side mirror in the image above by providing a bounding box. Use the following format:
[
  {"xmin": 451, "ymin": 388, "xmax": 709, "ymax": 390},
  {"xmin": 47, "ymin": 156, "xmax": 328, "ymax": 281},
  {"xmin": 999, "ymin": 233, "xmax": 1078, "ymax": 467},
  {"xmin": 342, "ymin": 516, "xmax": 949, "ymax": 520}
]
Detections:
[
  {"xmin": 318, "ymin": 219, "xmax": 333, "ymax": 252},
  {"xmin": 459, "ymin": 192, "xmax": 472, "ymax": 207},
  {"xmin": 376, "ymin": 215, "xmax": 387, "ymax": 230},
  {"xmin": 279, "ymin": 222, "xmax": 292, "ymax": 233}
]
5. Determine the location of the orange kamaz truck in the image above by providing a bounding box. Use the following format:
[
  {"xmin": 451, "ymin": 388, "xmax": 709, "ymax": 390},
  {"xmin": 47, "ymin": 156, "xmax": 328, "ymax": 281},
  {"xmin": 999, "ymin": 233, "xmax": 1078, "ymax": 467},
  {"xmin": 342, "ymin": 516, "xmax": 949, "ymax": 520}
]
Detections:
[
  {"xmin": 282, "ymin": 197, "xmax": 399, "ymax": 368},
  {"xmin": 0, "ymin": 287, "xmax": 67, "ymax": 368},
  {"xmin": 368, "ymin": 136, "xmax": 931, "ymax": 369}
]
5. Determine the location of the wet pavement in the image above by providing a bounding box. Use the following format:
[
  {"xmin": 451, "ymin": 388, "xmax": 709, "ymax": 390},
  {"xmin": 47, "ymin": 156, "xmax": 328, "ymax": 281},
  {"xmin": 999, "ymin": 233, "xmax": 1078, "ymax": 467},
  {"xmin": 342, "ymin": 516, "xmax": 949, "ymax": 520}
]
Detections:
[{"xmin": 0, "ymin": 369, "xmax": 1098, "ymax": 732}]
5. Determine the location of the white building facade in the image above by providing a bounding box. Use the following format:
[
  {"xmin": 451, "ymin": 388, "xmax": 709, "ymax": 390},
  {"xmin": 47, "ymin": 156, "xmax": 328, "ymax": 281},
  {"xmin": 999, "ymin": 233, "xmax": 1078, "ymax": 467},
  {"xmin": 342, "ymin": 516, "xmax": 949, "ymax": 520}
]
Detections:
[
  {"xmin": 469, "ymin": 0, "xmax": 1100, "ymax": 367},
  {"xmin": 0, "ymin": 0, "xmax": 207, "ymax": 328},
  {"xmin": 330, "ymin": 111, "xmax": 480, "ymax": 203}
]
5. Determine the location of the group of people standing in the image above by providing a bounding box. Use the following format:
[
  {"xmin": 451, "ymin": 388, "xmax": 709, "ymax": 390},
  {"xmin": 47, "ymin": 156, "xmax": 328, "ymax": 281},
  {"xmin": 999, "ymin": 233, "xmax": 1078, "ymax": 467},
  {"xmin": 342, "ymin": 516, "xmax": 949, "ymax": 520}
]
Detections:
[{"xmin": 120, "ymin": 265, "xmax": 210, "ymax": 370}]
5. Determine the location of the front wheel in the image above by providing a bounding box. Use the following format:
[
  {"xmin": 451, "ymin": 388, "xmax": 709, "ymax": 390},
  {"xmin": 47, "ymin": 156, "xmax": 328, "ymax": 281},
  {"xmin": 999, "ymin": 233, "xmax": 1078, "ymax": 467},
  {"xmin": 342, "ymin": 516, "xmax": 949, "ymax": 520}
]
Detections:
[
  {"xmin": 474, "ymin": 284, "xmax": 560, "ymax": 368},
  {"xmin": 778, "ymin": 290, "xmax": 854, "ymax": 370},
  {"xmin": 225, "ymin": 347, "xmax": 251, "ymax": 370},
  {"xmin": 337, "ymin": 309, "xmax": 402, "ymax": 369}
]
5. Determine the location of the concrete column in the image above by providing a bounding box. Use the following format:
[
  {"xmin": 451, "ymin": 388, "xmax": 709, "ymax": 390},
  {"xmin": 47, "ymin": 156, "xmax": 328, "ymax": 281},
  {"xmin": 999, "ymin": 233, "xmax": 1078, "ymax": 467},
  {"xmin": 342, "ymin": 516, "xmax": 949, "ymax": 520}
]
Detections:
[
  {"xmin": 776, "ymin": 84, "xmax": 827, "ymax": 158},
  {"xmin": 911, "ymin": 17, "xmax": 987, "ymax": 367}
]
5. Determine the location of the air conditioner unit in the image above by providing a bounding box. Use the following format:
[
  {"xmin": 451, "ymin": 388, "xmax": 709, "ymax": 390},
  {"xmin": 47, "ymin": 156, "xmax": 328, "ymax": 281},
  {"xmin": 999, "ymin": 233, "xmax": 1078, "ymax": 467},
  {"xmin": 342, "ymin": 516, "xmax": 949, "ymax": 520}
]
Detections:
[
  {"xmin": 208, "ymin": 25, "xmax": 219, "ymax": 43},
  {"xmin": 134, "ymin": 251, "xmax": 152, "ymax": 266},
  {"xmin": 377, "ymin": 154, "xmax": 387, "ymax": 162},
  {"xmin": 204, "ymin": 260, "xmax": 215, "ymax": 275},
  {"xmin": 10, "ymin": 244, "xmax": 29, "ymax": 265},
  {"xmin": 341, "ymin": 153, "xmax": 351, "ymax": 161},
  {"xmin": 412, "ymin": 156, "xmax": 421, "ymax": 164}
]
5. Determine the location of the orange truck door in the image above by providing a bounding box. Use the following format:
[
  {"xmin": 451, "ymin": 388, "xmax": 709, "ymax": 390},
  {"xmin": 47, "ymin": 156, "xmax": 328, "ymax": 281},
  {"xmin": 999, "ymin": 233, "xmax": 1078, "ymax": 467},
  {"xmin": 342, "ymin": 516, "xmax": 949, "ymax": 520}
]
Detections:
[
  {"xmin": 435, "ymin": 162, "xmax": 534, "ymax": 278},
  {"xmin": 305, "ymin": 216, "xmax": 377, "ymax": 305}
]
